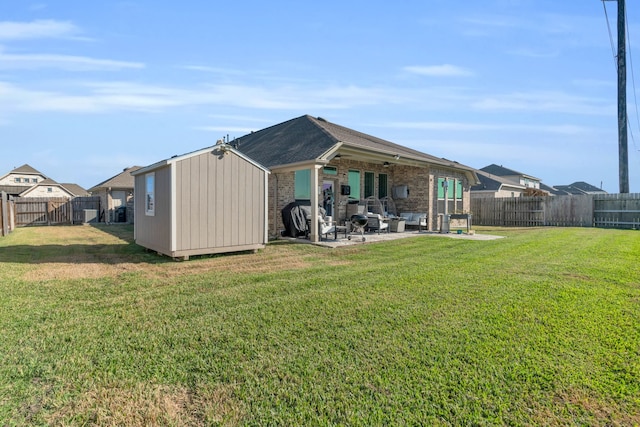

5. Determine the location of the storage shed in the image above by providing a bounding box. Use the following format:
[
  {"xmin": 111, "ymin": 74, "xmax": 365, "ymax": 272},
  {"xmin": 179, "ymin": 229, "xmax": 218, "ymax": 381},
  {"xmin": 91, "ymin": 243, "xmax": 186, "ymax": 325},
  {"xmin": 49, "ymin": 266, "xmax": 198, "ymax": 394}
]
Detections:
[{"xmin": 132, "ymin": 142, "xmax": 270, "ymax": 259}]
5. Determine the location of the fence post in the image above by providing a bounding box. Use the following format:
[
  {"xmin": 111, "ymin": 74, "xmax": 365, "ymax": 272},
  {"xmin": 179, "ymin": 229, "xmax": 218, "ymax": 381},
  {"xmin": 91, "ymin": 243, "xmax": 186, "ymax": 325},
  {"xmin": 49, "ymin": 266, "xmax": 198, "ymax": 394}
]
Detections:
[{"xmin": 1, "ymin": 191, "xmax": 7, "ymax": 236}]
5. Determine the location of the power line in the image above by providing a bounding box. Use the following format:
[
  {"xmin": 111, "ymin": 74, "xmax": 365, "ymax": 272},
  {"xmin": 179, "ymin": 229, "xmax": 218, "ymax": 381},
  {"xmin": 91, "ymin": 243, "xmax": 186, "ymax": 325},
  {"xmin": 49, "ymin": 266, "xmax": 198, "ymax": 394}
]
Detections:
[{"xmin": 625, "ymin": 5, "xmax": 640, "ymax": 152}]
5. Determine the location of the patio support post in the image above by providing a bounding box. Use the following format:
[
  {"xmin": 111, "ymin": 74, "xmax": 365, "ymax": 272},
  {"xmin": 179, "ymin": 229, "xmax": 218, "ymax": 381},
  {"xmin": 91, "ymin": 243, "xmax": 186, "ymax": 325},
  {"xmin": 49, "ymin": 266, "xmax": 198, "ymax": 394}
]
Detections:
[{"xmin": 309, "ymin": 165, "xmax": 321, "ymax": 242}]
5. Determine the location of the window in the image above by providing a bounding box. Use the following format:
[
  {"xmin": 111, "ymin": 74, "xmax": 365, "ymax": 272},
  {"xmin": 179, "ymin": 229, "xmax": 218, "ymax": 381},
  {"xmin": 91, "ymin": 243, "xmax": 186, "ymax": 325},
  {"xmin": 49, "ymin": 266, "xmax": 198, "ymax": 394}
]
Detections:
[
  {"xmin": 294, "ymin": 169, "xmax": 311, "ymax": 200},
  {"xmin": 32, "ymin": 178, "xmax": 38, "ymax": 183},
  {"xmin": 348, "ymin": 170, "xmax": 360, "ymax": 200},
  {"xmin": 323, "ymin": 166, "xmax": 337, "ymax": 175},
  {"xmin": 437, "ymin": 178, "xmax": 462, "ymax": 200},
  {"xmin": 145, "ymin": 172, "xmax": 155, "ymax": 216},
  {"xmin": 364, "ymin": 172, "xmax": 374, "ymax": 198},
  {"xmin": 14, "ymin": 178, "xmax": 21, "ymax": 183},
  {"xmin": 378, "ymin": 173, "xmax": 388, "ymax": 199},
  {"xmin": 47, "ymin": 187, "xmax": 52, "ymax": 193}
]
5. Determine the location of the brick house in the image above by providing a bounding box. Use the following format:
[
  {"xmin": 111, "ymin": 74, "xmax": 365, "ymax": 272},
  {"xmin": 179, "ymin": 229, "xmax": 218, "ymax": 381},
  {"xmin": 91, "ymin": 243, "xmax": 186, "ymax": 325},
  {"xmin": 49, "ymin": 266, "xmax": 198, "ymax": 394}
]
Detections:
[
  {"xmin": 234, "ymin": 115, "xmax": 479, "ymax": 242},
  {"xmin": 89, "ymin": 166, "xmax": 142, "ymax": 223}
]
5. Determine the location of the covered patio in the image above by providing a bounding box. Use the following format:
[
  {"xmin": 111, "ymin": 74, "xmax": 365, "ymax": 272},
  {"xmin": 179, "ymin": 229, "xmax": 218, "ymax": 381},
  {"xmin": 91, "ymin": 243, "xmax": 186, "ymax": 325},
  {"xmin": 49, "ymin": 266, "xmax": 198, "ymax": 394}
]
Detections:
[{"xmin": 279, "ymin": 227, "xmax": 503, "ymax": 248}]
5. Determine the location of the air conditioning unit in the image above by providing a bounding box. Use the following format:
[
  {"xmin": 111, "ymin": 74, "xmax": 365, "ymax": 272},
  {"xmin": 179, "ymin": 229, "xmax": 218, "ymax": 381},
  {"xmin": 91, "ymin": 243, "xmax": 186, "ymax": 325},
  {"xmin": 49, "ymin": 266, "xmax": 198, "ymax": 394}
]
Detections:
[{"xmin": 83, "ymin": 209, "xmax": 98, "ymax": 223}]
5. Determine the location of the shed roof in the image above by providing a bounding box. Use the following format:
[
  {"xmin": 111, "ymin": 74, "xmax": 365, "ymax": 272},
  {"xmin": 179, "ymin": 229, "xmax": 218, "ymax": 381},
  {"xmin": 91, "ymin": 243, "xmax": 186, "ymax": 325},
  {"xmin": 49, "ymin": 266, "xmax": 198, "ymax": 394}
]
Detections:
[{"xmin": 133, "ymin": 144, "xmax": 270, "ymax": 177}]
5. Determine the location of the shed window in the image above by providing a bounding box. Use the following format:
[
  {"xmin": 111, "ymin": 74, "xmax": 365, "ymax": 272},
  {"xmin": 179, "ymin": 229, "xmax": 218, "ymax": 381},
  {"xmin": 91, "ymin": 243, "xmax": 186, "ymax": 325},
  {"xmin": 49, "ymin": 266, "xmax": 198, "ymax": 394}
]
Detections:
[
  {"xmin": 294, "ymin": 169, "xmax": 311, "ymax": 200},
  {"xmin": 145, "ymin": 172, "xmax": 155, "ymax": 216}
]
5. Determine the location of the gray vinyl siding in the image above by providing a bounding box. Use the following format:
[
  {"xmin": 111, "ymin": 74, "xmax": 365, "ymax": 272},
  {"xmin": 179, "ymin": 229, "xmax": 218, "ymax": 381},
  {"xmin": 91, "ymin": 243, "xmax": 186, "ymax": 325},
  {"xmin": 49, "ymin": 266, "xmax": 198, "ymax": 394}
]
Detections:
[
  {"xmin": 174, "ymin": 151, "xmax": 266, "ymax": 253},
  {"xmin": 133, "ymin": 165, "xmax": 172, "ymax": 254}
]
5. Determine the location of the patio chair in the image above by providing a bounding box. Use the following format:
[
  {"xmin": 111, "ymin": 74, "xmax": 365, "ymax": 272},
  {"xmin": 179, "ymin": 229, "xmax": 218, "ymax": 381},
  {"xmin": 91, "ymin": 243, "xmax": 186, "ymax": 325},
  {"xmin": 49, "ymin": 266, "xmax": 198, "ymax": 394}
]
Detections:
[
  {"xmin": 319, "ymin": 215, "xmax": 336, "ymax": 240},
  {"xmin": 365, "ymin": 213, "xmax": 389, "ymax": 233}
]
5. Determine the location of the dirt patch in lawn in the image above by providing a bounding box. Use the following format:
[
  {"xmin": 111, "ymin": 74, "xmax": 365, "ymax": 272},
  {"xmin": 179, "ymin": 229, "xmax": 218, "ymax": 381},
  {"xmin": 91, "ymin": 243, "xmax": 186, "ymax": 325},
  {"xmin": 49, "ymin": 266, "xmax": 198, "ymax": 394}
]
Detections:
[
  {"xmin": 528, "ymin": 387, "xmax": 640, "ymax": 426},
  {"xmin": 22, "ymin": 242, "xmax": 353, "ymax": 282},
  {"xmin": 46, "ymin": 382, "xmax": 243, "ymax": 426}
]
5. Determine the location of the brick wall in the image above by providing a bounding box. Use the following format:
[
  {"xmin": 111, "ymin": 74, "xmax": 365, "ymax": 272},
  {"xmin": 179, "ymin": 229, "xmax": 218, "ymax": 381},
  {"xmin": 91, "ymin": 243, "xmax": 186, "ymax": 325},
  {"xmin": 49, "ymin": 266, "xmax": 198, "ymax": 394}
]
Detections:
[{"xmin": 267, "ymin": 161, "xmax": 472, "ymax": 236}]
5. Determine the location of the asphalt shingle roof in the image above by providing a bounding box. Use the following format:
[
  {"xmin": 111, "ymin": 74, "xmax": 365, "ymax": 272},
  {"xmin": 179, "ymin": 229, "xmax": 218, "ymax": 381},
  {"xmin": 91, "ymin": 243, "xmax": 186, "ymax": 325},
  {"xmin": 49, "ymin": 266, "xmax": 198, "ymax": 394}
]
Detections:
[
  {"xmin": 89, "ymin": 166, "xmax": 142, "ymax": 192},
  {"xmin": 234, "ymin": 115, "xmax": 472, "ymax": 171}
]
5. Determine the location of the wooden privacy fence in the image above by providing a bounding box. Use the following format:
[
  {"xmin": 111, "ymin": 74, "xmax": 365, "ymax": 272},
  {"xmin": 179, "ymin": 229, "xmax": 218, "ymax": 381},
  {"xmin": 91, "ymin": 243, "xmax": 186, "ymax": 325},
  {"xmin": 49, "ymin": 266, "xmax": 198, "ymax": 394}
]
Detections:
[
  {"xmin": 471, "ymin": 193, "xmax": 640, "ymax": 229},
  {"xmin": 1, "ymin": 192, "xmax": 16, "ymax": 236},
  {"xmin": 14, "ymin": 196, "xmax": 101, "ymax": 227}
]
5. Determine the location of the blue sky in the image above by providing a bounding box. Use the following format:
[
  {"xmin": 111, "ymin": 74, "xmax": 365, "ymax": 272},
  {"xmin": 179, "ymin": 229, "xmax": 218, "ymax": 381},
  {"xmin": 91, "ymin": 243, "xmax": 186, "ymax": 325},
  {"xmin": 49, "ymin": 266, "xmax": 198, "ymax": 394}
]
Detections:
[{"xmin": 1, "ymin": 1, "xmax": 639, "ymax": 192}]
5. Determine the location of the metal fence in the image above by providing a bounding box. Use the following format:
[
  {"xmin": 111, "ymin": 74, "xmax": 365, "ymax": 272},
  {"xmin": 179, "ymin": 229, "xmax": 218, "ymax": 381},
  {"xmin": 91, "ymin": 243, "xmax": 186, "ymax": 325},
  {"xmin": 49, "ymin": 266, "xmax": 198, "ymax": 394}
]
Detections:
[{"xmin": 471, "ymin": 193, "xmax": 640, "ymax": 229}]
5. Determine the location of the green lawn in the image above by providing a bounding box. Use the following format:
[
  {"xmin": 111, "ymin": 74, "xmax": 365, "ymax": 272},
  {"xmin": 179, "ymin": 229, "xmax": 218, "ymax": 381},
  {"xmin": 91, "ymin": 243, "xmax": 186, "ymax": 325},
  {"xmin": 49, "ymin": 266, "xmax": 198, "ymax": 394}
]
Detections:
[{"xmin": 0, "ymin": 225, "xmax": 639, "ymax": 426}]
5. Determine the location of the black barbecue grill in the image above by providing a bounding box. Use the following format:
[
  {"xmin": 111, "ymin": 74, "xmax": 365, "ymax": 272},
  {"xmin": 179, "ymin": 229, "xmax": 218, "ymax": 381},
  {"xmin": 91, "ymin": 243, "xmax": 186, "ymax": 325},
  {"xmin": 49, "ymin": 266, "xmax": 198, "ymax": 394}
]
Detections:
[{"xmin": 348, "ymin": 214, "xmax": 368, "ymax": 242}]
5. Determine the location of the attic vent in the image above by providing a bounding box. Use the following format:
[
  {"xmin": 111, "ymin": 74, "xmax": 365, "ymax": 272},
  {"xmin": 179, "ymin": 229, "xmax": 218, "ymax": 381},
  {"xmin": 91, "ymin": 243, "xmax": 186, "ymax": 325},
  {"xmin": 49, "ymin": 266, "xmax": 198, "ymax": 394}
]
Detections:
[{"xmin": 317, "ymin": 116, "xmax": 327, "ymax": 122}]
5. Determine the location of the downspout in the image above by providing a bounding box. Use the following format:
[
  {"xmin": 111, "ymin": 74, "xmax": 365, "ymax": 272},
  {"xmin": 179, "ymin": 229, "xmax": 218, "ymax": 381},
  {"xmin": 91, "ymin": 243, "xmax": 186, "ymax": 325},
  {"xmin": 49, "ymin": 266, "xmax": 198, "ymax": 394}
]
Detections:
[{"xmin": 273, "ymin": 173, "xmax": 278, "ymax": 239}]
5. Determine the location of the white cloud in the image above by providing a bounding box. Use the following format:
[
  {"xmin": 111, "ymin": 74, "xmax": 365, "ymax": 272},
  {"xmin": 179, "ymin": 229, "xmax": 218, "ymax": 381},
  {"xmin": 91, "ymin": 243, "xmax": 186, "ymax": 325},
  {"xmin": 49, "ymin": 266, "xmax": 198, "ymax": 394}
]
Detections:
[
  {"xmin": 0, "ymin": 80, "xmax": 409, "ymax": 115},
  {"xmin": 471, "ymin": 91, "xmax": 614, "ymax": 116},
  {"xmin": 404, "ymin": 64, "xmax": 473, "ymax": 77},
  {"xmin": 0, "ymin": 19, "xmax": 80, "ymax": 40},
  {"xmin": 0, "ymin": 51, "xmax": 144, "ymax": 71},
  {"xmin": 381, "ymin": 121, "xmax": 593, "ymax": 135}
]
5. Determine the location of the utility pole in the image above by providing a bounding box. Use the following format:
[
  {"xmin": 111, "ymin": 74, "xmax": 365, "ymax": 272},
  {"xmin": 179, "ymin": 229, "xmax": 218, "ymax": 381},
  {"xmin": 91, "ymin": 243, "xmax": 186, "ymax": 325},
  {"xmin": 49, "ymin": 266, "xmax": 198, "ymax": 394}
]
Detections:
[{"xmin": 617, "ymin": 0, "xmax": 630, "ymax": 193}]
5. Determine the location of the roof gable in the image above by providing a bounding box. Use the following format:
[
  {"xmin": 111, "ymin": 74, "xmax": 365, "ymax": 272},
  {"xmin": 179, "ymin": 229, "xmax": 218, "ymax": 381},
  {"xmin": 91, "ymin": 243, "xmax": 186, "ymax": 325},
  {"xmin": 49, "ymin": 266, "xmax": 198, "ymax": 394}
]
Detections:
[
  {"xmin": 233, "ymin": 115, "xmax": 339, "ymax": 168},
  {"xmin": 89, "ymin": 166, "xmax": 143, "ymax": 192},
  {"xmin": 235, "ymin": 115, "xmax": 475, "ymax": 173},
  {"xmin": 133, "ymin": 144, "xmax": 270, "ymax": 177},
  {"xmin": 61, "ymin": 183, "xmax": 90, "ymax": 197},
  {"xmin": 10, "ymin": 164, "xmax": 44, "ymax": 175},
  {"xmin": 471, "ymin": 169, "xmax": 526, "ymax": 192},
  {"xmin": 0, "ymin": 163, "xmax": 48, "ymax": 183},
  {"xmin": 480, "ymin": 164, "xmax": 540, "ymax": 181}
]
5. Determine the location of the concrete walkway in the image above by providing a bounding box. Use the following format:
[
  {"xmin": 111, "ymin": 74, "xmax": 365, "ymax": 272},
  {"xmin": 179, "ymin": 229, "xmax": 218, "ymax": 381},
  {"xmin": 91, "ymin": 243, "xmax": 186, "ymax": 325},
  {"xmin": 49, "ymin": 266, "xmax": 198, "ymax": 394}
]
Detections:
[{"xmin": 278, "ymin": 229, "xmax": 504, "ymax": 248}]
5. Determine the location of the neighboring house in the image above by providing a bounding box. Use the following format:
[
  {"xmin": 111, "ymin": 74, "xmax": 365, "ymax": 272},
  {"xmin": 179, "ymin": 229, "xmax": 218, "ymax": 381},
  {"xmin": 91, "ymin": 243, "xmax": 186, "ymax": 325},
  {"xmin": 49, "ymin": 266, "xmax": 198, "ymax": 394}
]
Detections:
[
  {"xmin": 471, "ymin": 169, "xmax": 527, "ymax": 199},
  {"xmin": 0, "ymin": 164, "xmax": 88, "ymax": 198},
  {"xmin": 479, "ymin": 164, "xmax": 544, "ymax": 191},
  {"xmin": 18, "ymin": 178, "xmax": 86, "ymax": 198},
  {"xmin": 552, "ymin": 182, "xmax": 608, "ymax": 195},
  {"xmin": 233, "ymin": 115, "xmax": 479, "ymax": 241},
  {"xmin": 89, "ymin": 166, "xmax": 142, "ymax": 223},
  {"xmin": 0, "ymin": 164, "xmax": 48, "ymax": 196},
  {"xmin": 132, "ymin": 144, "xmax": 269, "ymax": 259},
  {"xmin": 60, "ymin": 183, "xmax": 91, "ymax": 197}
]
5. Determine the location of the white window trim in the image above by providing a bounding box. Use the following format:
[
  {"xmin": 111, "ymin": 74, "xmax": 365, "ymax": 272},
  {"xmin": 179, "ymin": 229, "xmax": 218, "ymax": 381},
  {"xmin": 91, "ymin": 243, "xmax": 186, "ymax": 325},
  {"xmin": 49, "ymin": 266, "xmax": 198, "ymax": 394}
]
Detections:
[{"xmin": 145, "ymin": 172, "xmax": 155, "ymax": 216}]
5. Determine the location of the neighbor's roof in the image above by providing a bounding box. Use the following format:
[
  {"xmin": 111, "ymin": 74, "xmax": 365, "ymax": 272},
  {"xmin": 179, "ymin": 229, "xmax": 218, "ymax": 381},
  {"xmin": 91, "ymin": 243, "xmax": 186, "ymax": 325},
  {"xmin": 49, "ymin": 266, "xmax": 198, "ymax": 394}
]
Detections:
[
  {"xmin": 18, "ymin": 178, "xmax": 77, "ymax": 197},
  {"xmin": 0, "ymin": 163, "xmax": 48, "ymax": 182},
  {"xmin": 471, "ymin": 169, "xmax": 526, "ymax": 192},
  {"xmin": 553, "ymin": 182, "xmax": 607, "ymax": 195},
  {"xmin": 0, "ymin": 185, "xmax": 29, "ymax": 196},
  {"xmin": 234, "ymin": 115, "xmax": 477, "ymax": 174},
  {"xmin": 480, "ymin": 164, "xmax": 540, "ymax": 181},
  {"xmin": 10, "ymin": 164, "xmax": 45, "ymax": 175},
  {"xmin": 89, "ymin": 166, "xmax": 143, "ymax": 192},
  {"xmin": 60, "ymin": 183, "xmax": 90, "ymax": 197}
]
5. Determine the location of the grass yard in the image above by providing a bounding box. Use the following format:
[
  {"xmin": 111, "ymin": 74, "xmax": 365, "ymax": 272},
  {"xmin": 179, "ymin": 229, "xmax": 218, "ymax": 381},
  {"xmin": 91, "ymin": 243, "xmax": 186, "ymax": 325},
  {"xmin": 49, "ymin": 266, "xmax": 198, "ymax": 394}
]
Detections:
[{"xmin": 0, "ymin": 225, "xmax": 639, "ymax": 426}]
